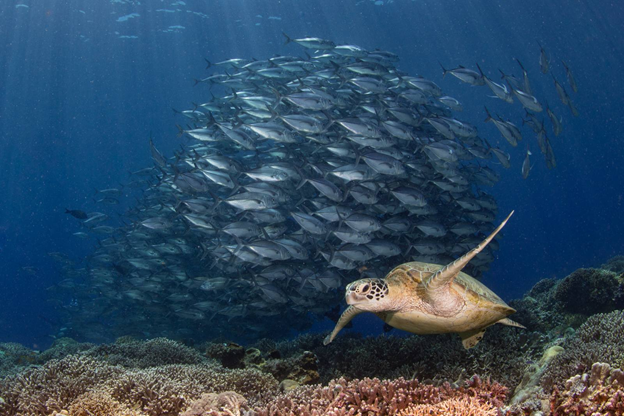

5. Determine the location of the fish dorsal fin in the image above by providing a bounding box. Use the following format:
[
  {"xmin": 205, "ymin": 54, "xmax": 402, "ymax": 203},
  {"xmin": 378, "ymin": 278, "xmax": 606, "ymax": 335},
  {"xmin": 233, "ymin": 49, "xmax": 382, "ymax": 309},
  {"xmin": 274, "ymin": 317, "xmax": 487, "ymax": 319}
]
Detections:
[
  {"xmin": 323, "ymin": 305, "xmax": 364, "ymax": 345},
  {"xmin": 424, "ymin": 211, "xmax": 514, "ymax": 293}
]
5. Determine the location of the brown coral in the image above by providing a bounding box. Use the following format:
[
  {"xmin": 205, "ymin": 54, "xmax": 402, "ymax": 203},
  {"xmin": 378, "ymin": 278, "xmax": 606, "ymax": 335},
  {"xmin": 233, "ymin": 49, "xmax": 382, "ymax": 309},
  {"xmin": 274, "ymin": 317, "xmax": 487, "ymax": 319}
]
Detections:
[{"xmin": 550, "ymin": 362, "xmax": 624, "ymax": 414}]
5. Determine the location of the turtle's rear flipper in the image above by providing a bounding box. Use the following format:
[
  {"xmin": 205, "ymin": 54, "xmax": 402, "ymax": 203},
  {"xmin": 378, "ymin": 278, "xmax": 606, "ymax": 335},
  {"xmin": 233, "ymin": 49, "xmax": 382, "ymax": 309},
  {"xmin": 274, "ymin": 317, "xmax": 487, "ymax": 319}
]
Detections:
[
  {"xmin": 459, "ymin": 328, "xmax": 486, "ymax": 349},
  {"xmin": 497, "ymin": 317, "xmax": 526, "ymax": 328}
]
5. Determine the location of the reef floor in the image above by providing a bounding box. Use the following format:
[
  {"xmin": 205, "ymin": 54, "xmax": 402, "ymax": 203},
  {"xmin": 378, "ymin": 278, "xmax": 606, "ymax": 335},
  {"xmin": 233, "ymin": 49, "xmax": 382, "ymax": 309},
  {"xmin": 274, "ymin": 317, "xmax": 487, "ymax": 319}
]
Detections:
[{"xmin": 2, "ymin": 256, "xmax": 624, "ymax": 415}]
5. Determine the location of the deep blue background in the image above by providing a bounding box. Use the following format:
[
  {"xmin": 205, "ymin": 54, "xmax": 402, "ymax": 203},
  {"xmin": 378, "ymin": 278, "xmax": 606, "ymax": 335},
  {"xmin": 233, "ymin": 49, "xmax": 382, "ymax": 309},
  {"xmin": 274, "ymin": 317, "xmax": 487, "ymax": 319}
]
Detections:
[{"xmin": 1, "ymin": 0, "xmax": 623, "ymax": 349}]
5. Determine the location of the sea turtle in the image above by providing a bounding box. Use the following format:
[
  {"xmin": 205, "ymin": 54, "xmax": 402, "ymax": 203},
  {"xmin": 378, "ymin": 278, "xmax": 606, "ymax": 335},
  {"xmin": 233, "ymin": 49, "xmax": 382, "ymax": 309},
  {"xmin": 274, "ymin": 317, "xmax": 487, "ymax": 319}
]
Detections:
[{"xmin": 324, "ymin": 211, "xmax": 524, "ymax": 349}]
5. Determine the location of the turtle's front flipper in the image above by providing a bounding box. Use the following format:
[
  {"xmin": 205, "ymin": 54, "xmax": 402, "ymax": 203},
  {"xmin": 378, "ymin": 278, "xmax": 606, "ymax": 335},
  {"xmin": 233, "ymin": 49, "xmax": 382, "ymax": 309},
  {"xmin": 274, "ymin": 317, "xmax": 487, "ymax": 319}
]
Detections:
[
  {"xmin": 459, "ymin": 327, "xmax": 486, "ymax": 349},
  {"xmin": 324, "ymin": 305, "xmax": 364, "ymax": 345}
]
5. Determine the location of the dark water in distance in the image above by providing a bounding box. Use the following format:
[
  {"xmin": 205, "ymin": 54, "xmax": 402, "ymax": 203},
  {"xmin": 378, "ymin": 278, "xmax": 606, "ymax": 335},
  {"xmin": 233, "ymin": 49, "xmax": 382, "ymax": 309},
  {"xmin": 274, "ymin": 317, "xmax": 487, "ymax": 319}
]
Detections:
[{"xmin": 0, "ymin": 0, "xmax": 623, "ymax": 348}]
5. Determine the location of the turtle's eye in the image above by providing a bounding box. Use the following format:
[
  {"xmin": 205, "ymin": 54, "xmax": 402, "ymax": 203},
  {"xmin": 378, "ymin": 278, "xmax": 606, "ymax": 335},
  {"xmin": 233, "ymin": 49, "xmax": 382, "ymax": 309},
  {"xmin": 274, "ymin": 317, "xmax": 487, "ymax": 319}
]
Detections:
[{"xmin": 361, "ymin": 284, "xmax": 370, "ymax": 293}]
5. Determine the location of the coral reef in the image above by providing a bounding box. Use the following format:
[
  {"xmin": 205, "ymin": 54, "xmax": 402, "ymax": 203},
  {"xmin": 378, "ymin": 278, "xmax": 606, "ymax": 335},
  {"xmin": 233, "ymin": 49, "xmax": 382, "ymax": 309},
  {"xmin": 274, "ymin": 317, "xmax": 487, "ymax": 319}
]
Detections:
[
  {"xmin": 0, "ymin": 352, "xmax": 278, "ymax": 415},
  {"xmin": 553, "ymin": 268, "xmax": 624, "ymax": 315},
  {"xmin": 206, "ymin": 342, "xmax": 247, "ymax": 369},
  {"xmin": 550, "ymin": 362, "xmax": 624, "ymax": 414},
  {"xmin": 602, "ymin": 255, "xmax": 624, "ymax": 274},
  {"xmin": 2, "ymin": 257, "xmax": 624, "ymax": 415},
  {"xmin": 509, "ymin": 259, "xmax": 624, "ymax": 336},
  {"xmin": 507, "ymin": 310, "xmax": 624, "ymax": 415},
  {"xmin": 254, "ymin": 375, "xmax": 507, "ymax": 416},
  {"xmin": 180, "ymin": 392, "xmax": 248, "ymax": 416},
  {"xmin": 397, "ymin": 395, "xmax": 499, "ymax": 415},
  {"xmin": 263, "ymin": 351, "xmax": 320, "ymax": 385},
  {"xmin": 0, "ymin": 342, "xmax": 39, "ymax": 377},
  {"xmin": 38, "ymin": 337, "xmax": 95, "ymax": 362},
  {"xmin": 85, "ymin": 337, "xmax": 206, "ymax": 368},
  {"xmin": 274, "ymin": 327, "xmax": 545, "ymax": 388},
  {"xmin": 541, "ymin": 310, "xmax": 624, "ymax": 390},
  {"xmin": 67, "ymin": 391, "xmax": 142, "ymax": 416}
]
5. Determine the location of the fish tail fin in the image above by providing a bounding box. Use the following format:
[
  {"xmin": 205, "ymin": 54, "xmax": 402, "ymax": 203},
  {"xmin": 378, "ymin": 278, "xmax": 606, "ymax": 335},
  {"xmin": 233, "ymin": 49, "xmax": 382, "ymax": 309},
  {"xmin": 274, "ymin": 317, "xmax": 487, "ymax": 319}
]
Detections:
[
  {"xmin": 483, "ymin": 106, "xmax": 493, "ymax": 122},
  {"xmin": 475, "ymin": 62, "xmax": 484, "ymax": 76},
  {"xmin": 438, "ymin": 61, "xmax": 448, "ymax": 77},
  {"xmin": 204, "ymin": 58, "xmax": 211, "ymax": 70},
  {"xmin": 175, "ymin": 124, "xmax": 184, "ymax": 138},
  {"xmin": 282, "ymin": 32, "xmax": 292, "ymax": 45},
  {"xmin": 295, "ymin": 178, "xmax": 307, "ymax": 191}
]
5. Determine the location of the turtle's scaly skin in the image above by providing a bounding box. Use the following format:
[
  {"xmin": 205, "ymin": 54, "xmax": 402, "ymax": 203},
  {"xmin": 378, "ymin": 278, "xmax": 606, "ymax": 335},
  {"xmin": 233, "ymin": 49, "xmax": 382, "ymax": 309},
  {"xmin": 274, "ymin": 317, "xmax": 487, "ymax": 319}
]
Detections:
[{"xmin": 324, "ymin": 211, "xmax": 523, "ymax": 349}]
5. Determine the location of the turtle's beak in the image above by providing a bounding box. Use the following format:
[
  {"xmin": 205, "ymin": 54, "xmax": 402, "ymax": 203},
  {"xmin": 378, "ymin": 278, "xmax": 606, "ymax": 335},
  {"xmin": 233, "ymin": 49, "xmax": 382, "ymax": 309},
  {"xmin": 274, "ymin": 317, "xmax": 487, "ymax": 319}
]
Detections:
[
  {"xmin": 345, "ymin": 290, "xmax": 359, "ymax": 305},
  {"xmin": 345, "ymin": 281, "xmax": 368, "ymax": 305}
]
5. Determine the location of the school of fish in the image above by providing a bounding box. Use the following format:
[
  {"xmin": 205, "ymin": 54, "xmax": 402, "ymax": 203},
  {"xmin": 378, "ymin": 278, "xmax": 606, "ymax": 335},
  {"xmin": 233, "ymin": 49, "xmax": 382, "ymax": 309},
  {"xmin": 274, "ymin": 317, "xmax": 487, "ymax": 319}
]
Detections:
[{"xmin": 55, "ymin": 36, "xmax": 578, "ymax": 342}]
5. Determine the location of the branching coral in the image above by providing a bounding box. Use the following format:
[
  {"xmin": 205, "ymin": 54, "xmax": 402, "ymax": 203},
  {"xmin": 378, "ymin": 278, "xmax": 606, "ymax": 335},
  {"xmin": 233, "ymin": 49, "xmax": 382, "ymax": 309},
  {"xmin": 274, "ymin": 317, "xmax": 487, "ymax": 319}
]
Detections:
[
  {"xmin": 550, "ymin": 362, "xmax": 624, "ymax": 414},
  {"xmin": 397, "ymin": 395, "xmax": 499, "ymax": 415},
  {"xmin": 68, "ymin": 391, "xmax": 144, "ymax": 416},
  {"xmin": 254, "ymin": 375, "xmax": 507, "ymax": 416},
  {"xmin": 84, "ymin": 337, "xmax": 206, "ymax": 368},
  {"xmin": 181, "ymin": 392, "xmax": 248, "ymax": 416},
  {"xmin": 0, "ymin": 353, "xmax": 278, "ymax": 416},
  {"xmin": 0, "ymin": 342, "xmax": 40, "ymax": 377},
  {"xmin": 0, "ymin": 355, "xmax": 125, "ymax": 416}
]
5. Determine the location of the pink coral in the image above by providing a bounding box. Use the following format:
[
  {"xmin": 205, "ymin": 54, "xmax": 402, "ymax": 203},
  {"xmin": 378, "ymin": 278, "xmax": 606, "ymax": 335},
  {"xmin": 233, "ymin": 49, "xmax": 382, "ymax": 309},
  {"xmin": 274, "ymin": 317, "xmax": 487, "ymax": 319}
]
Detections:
[
  {"xmin": 550, "ymin": 362, "xmax": 624, "ymax": 415},
  {"xmin": 254, "ymin": 375, "xmax": 507, "ymax": 416},
  {"xmin": 398, "ymin": 395, "xmax": 499, "ymax": 415}
]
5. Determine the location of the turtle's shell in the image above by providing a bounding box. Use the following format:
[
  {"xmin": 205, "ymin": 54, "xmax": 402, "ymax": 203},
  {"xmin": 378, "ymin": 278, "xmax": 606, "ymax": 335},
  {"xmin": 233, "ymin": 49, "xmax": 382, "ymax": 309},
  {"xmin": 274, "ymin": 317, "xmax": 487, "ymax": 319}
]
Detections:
[{"xmin": 384, "ymin": 261, "xmax": 514, "ymax": 316}]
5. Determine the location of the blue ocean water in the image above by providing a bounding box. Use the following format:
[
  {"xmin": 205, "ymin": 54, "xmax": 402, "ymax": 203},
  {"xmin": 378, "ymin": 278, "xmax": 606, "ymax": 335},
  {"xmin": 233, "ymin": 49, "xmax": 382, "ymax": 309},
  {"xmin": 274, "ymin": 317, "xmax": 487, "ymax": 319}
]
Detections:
[{"xmin": 0, "ymin": 0, "xmax": 622, "ymax": 349}]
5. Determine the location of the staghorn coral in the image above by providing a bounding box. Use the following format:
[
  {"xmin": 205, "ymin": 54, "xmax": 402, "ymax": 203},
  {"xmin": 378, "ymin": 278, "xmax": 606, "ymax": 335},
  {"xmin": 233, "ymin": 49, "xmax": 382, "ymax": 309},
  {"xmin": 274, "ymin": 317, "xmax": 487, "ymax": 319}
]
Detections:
[
  {"xmin": 550, "ymin": 362, "xmax": 624, "ymax": 414},
  {"xmin": 0, "ymin": 342, "xmax": 40, "ymax": 377},
  {"xmin": 0, "ymin": 355, "xmax": 125, "ymax": 416},
  {"xmin": 0, "ymin": 352, "xmax": 279, "ymax": 416},
  {"xmin": 67, "ymin": 391, "xmax": 144, "ymax": 416},
  {"xmin": 254, "ymin": 375, "xmax": 507, "ymax": 416},
  {"xmin": 180, "ymin": 391, "xmax": 248, "ymax": 416},
  {"xmin": 38, "ymin": 338, "xmax": 95, "ymax": 363},
  {"xmin": 84, "ymin": 337, "xmax": 206, "ymax": 368},
  {"xmin": 397, "ymin": 395, "xmax": 499, "ymax": 415},
  {"xmin": 541, "ymin": 310, "xmax": 624, "ymax": 391}
]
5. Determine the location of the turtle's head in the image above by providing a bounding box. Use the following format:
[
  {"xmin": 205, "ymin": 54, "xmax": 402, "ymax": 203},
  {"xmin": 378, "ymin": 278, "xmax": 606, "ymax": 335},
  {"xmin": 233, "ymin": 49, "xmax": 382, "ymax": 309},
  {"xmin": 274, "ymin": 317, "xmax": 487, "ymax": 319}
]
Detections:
[{"xmin": 345, "ymin": 278, "xmax": 389, "ymax": 311}]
